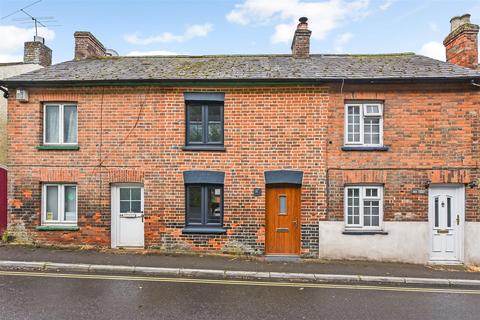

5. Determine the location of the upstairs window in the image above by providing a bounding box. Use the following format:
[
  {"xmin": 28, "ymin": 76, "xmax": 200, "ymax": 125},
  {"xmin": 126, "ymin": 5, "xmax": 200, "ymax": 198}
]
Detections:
[
  {"xmin": 344, "ymin": 186, "xmax": 383, "ymax": 230},
  {"xmin": 43, "ymin": 103, "xmax": 78, "ymax": 145},
  {"xmin": 345, "ymin": 102, "xmax": 383, "ymax": 146},
  {"xmin": 186, "ymin": 101, "xmax": 223, "ymax": 146}
]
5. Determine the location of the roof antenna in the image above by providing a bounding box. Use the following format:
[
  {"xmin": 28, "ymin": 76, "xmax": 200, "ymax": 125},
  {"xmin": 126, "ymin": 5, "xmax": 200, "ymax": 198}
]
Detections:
[{"xmin": 1, "ymin": 1, "xmax": 60, "ymax": 39}]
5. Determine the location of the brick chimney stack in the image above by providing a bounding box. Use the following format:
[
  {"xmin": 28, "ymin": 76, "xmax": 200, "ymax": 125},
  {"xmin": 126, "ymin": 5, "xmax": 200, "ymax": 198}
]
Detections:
[
  {"xmin": 24, "ymin": 36, "xmax": 52, "ymax": 67},
  {"xmin": 291, "ymin": 17, "xmax": 312, "ymax": 59},
  {"xmin": 74, "ymin": 31, "xmax": 107, "ymax": 60},
  {"xmin": 444, "ymin": 14, "xmax": 479, "ymax": 69}
]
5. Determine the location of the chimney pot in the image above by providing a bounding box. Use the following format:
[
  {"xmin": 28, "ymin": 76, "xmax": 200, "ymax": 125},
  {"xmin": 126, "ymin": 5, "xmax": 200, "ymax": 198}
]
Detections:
[
  {"xmin": 291, "ymin": 17, "xmax": 312, "ymax": 59},
  {"xmin": 33, "ymin": 35, "xmax": 45, "ymax": 44},
  {"xmin": 444, "ymin": 13, "xmax": 479, "ymax": 69},
  {"xmin": 450, "ymin": 14, "xmax": 471, "ymax": 31}
]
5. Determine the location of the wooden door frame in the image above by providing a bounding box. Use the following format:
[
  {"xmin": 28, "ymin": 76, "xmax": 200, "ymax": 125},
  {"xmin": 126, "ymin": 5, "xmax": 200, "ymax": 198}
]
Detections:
[{"xmin": 265, "ymin": 184, "xmax": 301, "ymax": 256}]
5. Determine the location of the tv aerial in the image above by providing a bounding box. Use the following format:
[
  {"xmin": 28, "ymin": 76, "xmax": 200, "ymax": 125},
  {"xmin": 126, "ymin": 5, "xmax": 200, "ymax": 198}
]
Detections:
[{"xmin": 1, "ymin": 0, "xmax": 60, "ymax": 37}]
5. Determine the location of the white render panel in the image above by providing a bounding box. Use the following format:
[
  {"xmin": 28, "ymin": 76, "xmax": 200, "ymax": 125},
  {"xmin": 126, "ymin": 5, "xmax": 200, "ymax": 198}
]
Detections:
[
  {"xmin": 318, "ymin": 221, "xmax": 430, "ymax": 264},
  {"xmin": 465, "ymin": 222, "xmax": 480, "ymax": 265}
]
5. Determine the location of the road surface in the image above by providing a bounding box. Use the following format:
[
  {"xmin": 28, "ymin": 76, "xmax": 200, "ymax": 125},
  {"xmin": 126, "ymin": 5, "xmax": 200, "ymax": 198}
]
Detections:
[{"xmin": 0, "ymin": 270, "xmax": 478, "ymax": 320}]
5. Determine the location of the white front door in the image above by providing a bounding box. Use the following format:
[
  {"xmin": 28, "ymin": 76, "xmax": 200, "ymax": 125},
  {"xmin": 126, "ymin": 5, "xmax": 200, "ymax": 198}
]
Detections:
[
  {"xmin": 428, "ymin": 185, "xmax": 464, "ymax": 263},
  {"xmin": 111, "ymin": 184, "xmax": 144, "ymax": 248}
]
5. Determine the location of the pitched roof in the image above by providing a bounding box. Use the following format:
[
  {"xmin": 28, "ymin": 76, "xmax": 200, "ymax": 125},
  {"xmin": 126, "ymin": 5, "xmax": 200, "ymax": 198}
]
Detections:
[{"xmin": 4, "ymin": 53, "xmax": 480, "ymax": 85}]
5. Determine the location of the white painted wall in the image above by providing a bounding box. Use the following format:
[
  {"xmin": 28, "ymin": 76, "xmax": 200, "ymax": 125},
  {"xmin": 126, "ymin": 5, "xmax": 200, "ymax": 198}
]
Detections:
[
  {"xmin": 0, "ymin": 63, "xmax": 42, "ymax": 166},
  {"xmin": 318, "ymin": 221, "xmax": 430, "ymax": 264},
  {"xmin": 319, "ymin": 221, "xmax": 480, "ymax": 265},
  {"xmin": 0, "ymin": 63, "xmax": 41, "ymax": 79},
  {"xmin": 465, "ymin": 222, "xmax": 480, "ymax": 265}
]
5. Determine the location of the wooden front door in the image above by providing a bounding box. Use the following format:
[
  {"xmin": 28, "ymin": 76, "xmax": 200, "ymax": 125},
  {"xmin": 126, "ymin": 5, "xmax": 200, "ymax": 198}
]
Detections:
[{"xmin": 265, "ymin": 186, "xmax": 301, "ymax": 255}]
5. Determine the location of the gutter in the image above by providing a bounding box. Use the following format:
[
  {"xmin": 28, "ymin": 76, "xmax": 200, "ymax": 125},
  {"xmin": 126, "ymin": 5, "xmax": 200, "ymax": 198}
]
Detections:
[{"xmin": 2, "ymin": 77, "xmax": 480, "ymax": 88}]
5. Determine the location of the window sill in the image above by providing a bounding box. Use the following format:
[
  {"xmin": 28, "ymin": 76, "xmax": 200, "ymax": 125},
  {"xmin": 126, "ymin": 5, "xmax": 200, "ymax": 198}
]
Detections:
[
  {"xmin": 342, "ymin": 230, "xmax": 388, "ymax": 235},
  {"xmin": 182, "ymin": 227, "xmax": 226, "ymax": 234},
  {"xmin": 36, "ymin": 225, "xmax": 79, "ymax": 231},
  {"xmin": 36, "ymin": 145, "xmax": 80, "ymax": 151},
  {"xmin": 182, "ymin": 145, "xmax": 225, "ymax": 152},
  {"xmin": 341, "ymin": 146, "xmax": 389, "ymax": 152}
]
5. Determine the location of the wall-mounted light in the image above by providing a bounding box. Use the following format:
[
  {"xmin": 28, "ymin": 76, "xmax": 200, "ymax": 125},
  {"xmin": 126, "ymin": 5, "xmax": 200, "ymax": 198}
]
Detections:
[
  {"xmin": 468, "ymin": 180, "xmax": 478, "ymax": 188},
  {"xmin": 16, "ymin": 88, "xmax": 28, "ymax": 102},
  {"xmin": 424, "ymin": 180, "xmax": 431, "ymax": 188}
]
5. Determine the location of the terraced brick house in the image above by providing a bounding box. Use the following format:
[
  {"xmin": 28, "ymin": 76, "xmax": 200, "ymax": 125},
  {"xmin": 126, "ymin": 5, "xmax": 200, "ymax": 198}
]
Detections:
[{"xmin": 2, "ymin": 15, "xmax": 480, "ymax": 264}]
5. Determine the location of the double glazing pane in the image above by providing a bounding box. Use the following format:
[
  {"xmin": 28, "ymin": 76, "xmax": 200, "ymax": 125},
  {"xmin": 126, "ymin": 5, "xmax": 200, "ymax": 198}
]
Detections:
[
  {"xmin": 63, "ymin": 105, "xmax": 78, "ymax": 143},
  {"xmin": 46, "ymin": 185, "xmax": 59, "ymax": 221},
  {"xmin": 187, "ymin": 186, "xmax": 202, "ymax": 224},
  {"xmin": 347, "ymin": 105, "xmax": 361, "ymax": 143},
  {"xmin": 120, "ymin": 187, "xmax": 142, "ymax": 213},
  {"xmin": 188, "ymin": 105, "xmax": 203, "ymax": 143},
  {"xmin": 363, "ymin": 200, "xmax": 380, "ymax": 226},
  {"xmin": 208, "ymin": 106, "xmax": 222, "ymax": 143},
  {"xmin": 64, "ymin": 186, "xmax": 77, "ymax": 221},
  {"xmin": 207, "ymin": 187, "xmax": 222, "ymax": 224},
  {"xmin": 45, "ymin": 106, "xmax": 60, "ymax": 143},
  {"xmin": 365, "ymin": 105, "xmax": 379, "ymax": 114},
  {"xmin": 347, "ymin": 188, "xmax": 360, "ymax": 225},
  {"xmin": 364, "ymin": 117, "xmax": 380, "ymax": 145}
]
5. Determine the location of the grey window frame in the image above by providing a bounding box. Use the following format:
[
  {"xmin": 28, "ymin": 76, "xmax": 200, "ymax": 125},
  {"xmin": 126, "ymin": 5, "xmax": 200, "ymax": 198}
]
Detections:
[
  {"xmin": 185, "ymin": 184, "xmax": 224, "ymax": 229},
  {"xmin": 185, "ymin": 101, "xmax": 224, "ymax": 146}
]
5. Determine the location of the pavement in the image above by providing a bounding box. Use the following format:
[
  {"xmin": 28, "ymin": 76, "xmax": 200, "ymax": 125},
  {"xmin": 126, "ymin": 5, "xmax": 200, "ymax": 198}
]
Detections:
[{"xmin": 0, "ymin": 244, "xmax": 479, "ymax": 287}]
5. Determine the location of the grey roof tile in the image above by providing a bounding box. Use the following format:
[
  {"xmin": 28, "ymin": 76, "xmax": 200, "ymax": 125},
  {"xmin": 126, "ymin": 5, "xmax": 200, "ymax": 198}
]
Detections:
[{"xmin": 4, "ymin": 53, "xmax": 480, "ymax": 84}]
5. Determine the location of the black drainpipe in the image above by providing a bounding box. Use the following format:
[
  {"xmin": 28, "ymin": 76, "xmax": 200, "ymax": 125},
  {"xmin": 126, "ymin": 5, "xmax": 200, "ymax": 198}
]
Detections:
[{"xmin": 0, "ymin": 87, "xmax": 8, "ymax": 99}]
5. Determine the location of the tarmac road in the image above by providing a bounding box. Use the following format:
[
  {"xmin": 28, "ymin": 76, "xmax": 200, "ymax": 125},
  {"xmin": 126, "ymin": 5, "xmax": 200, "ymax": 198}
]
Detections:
[{"xmin": 0, "ymin": 270, "xmax": 479, "ymax": 320}]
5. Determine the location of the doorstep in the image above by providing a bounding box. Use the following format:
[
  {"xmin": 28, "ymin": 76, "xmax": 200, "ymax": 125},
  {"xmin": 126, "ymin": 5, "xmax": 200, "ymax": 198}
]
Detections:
[{"xmin": 263, "ymin": 255, "xmax": 301, "ymax": 262}]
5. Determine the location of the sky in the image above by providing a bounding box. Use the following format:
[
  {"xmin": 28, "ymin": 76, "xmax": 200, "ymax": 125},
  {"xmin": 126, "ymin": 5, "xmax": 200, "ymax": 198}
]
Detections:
[{"xmin": 1, "ymin": 0, "xmax": 480, "ymax": 64}]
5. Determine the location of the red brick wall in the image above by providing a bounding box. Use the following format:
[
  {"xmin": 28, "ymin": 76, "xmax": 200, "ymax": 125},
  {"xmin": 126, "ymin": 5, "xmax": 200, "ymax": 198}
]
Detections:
[
  {"xmin": 7, "ymin": 86, "xmax": 328, "ymax": 255},
  {"xmin": 7, "ymin": 82, "xmax": 480, "ymax": 254},
  {"xmin": 445, "ymin": 30, "xmax": 478, "ymax": 69},
  {"xmin": 326, "ymin": 83, "xmax": 480, "ymax": 223}
]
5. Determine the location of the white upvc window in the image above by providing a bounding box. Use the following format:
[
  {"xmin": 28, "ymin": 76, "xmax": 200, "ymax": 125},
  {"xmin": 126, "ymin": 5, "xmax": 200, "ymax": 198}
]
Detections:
[
  {"xmin": 43, "ymin": 103, "xmax": 78, "ymax": 145},
  {"xmin": 344, "ymin": 186, "xmax": 383, "ymax": 230},
  {"xmin": 42, "ymin": 184, "xmax": 77, "ymax": 225},
  {"xmin": 344, "ymin": 102, "xmax": 383, "ymax": 146}
]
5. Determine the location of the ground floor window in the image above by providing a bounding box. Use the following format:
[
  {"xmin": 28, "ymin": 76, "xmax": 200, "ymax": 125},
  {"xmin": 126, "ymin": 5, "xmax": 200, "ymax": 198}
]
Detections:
[
  {"xmin": 185, "ymin": 184, "xmax": 223, "ymax": 229},
  {"xmin": 42, "ymin": 184, "xmax": 77, "ymax": 225},
  {"xmin": 344, "ymin": 185, "xmax": 383, "ymax": 230}
]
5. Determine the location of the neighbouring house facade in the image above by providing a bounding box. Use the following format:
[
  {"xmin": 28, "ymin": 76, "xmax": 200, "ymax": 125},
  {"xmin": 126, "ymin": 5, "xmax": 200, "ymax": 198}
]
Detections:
[
  {"xmin": 0, "ymin": 36, "xmax": 51, "ymax": 234},
  {"xmin": 2, "ymin": 16, "xmax": 480, "ymax": 264}
]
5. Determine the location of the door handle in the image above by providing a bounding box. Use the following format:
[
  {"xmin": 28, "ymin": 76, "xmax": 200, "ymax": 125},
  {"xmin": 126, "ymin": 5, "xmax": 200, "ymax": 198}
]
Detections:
[
  {"xmin": 293, "ymin": 220, "xmax": 298, "ymax": 228},
  {"xmin": 456, "ymin": 215, "xmax": 460, "ymax": 226}
]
